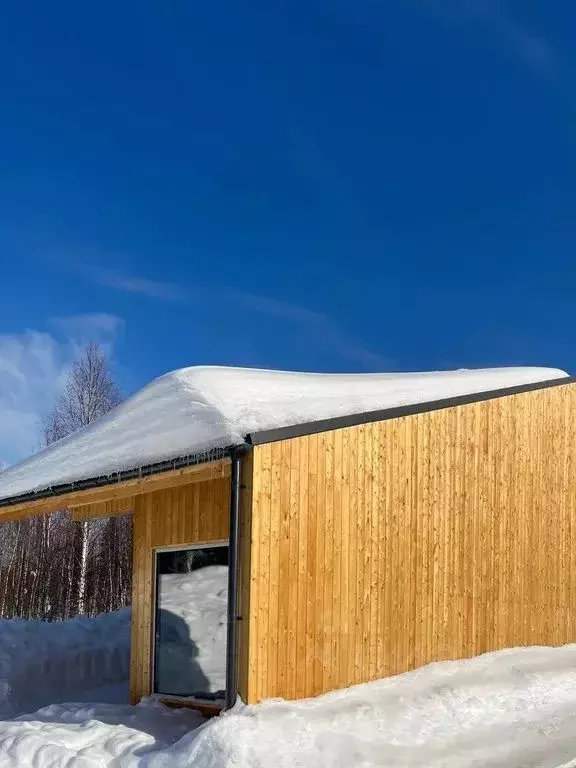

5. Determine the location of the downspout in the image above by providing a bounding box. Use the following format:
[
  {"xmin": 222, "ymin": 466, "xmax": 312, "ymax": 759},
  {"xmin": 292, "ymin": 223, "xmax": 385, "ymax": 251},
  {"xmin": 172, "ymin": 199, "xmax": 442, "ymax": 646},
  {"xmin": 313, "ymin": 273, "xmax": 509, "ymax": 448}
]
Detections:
[{"xmin": 225, "ymin": 445, "xmax": 246, "ymax": 710}]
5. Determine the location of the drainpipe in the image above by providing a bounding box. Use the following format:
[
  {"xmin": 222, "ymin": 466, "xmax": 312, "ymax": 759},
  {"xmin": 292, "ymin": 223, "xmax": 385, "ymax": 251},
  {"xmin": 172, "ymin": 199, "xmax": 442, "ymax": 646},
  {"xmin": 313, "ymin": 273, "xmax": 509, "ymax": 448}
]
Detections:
[{"xmin": 225, "ymin": 445, "xmax": 245, "ymax": 710}]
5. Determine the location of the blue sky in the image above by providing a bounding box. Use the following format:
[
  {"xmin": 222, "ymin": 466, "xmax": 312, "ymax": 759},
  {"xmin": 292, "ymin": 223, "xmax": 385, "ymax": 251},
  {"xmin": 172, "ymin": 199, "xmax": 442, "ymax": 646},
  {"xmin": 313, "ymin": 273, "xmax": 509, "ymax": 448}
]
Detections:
[{"xmin": 0, "ymin": 0, "xmax": 575, "ymax": 463}]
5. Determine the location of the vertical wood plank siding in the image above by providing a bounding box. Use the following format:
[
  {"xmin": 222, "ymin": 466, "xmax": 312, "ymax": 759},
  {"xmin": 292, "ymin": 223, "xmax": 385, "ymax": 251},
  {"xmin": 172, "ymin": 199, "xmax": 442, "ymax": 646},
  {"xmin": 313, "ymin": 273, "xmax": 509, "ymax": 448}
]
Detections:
[
  {"xmin": 130, "ymin": 477, "xmax": 230, "ymax": 703},
  {"xmin": 243, "ymin": 383, "xmax": 576, "ymax": 702}
]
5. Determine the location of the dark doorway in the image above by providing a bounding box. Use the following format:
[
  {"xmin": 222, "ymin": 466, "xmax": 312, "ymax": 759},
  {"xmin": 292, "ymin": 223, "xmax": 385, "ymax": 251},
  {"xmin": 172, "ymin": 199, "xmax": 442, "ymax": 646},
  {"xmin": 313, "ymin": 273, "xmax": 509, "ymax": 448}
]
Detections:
[{"xmin": 153, "ymin": 543, "xmax": 229, "ymax": 700}]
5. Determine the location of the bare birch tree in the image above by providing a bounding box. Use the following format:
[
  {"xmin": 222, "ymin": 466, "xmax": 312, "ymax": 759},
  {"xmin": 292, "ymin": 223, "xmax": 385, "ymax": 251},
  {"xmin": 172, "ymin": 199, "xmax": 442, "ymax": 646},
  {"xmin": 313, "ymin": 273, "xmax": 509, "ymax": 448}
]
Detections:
[
  {"xmin": 44, "ymin": 341, "xmax": 122, "ymax": 442},
  {"xmin": 0, "ymin": 343, "xmax": 132, "ymax": 621},
  {"xmin": 44, "ymin": 342, "xmax": 122, "ymax": 616}
]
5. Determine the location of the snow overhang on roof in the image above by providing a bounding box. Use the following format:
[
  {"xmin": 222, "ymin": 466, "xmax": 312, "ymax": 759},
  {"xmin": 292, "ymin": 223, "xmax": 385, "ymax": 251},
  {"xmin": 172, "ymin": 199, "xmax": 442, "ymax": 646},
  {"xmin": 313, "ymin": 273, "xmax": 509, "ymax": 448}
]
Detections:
[{"xmin": 0, "ymin": 365, "xmax": 570, "ymax": 506}]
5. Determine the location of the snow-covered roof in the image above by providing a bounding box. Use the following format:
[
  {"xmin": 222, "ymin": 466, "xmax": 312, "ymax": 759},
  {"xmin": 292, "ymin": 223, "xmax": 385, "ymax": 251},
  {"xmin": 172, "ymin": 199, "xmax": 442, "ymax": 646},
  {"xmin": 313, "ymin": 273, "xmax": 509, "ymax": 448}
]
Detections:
[{"xmin": 0, "ymin": 365, "xmax": 569, "ymax": 504}]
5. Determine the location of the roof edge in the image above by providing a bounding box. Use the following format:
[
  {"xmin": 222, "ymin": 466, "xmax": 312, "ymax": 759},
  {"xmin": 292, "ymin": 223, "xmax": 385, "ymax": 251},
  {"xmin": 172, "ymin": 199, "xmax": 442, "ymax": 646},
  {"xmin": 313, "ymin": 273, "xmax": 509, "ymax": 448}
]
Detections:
[
  {"xmin": 247, "ymin": 375, "xmax": 575, "ymax": 446},
  {"xmin": 0, "ymin": 446, "xmax": 236, "ymax": 510}
]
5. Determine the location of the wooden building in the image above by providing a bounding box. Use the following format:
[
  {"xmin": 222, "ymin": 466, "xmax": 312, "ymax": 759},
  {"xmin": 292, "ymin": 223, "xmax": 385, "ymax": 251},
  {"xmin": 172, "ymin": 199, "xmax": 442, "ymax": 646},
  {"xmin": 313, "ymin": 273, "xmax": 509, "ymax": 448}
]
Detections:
[{"xmin": 0, "ymin": 365, "xmax": 574, "ymax": 712}]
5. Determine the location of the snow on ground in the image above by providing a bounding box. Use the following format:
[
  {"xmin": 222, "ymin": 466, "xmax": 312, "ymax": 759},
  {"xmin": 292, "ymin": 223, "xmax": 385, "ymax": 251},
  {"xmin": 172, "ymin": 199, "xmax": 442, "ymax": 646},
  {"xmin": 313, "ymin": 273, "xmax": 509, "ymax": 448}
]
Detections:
[
  {"xmin": 0, "ymin": 565, "xmax": 226, "ymax": 720},
  {"xmin": 0, "ymin": 365, "xmax": 567, "ymax": 501},
  {"xmin": 150, "ymin": 644, "xmax": 576, "ymax": 768},
  {"xmin": 156, "ymin": 566, "xmax": 227, "ymax": 696},
  {"xmin": 0, "ymin": 609, "xmax": 130, "ymax": 718},
  {"xmin": 0, "ymin": 698, "xmax": 203, "ymax": 768},
  {"xmin": 4, "ymin": 645, "xmax": 576, "ymax": 766}
]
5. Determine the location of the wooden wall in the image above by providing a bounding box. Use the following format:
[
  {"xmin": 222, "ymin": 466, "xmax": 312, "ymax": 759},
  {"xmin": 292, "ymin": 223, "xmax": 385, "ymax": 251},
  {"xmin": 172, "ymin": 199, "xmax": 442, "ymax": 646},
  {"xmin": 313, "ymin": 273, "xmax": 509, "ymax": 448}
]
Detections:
[
  {"xmin": 240, "ymin": 381, "xmax": 576, "ymax": 703},
  {"xmin": 130, "ymin": 477, "xmax": 230, "ymax": 703}
]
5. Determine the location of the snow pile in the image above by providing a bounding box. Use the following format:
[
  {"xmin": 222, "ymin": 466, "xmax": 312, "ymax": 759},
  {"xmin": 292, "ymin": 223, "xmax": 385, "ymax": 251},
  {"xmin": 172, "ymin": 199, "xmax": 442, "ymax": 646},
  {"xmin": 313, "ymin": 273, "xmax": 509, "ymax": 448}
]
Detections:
[
  {"xmin": 3, "ymin": 645, "xmax": 576, "ymax": 766},
  {"xmin": 0, "ymin": 365, "xmax": 568, "ymax": 502},
  {"xmin": 148, "ymin": 644, "xmax": 576, "ymax": 768},
  {"xmin": 0, "ymin": 567, "xmax": 225, "ymax": 718},
  {"xmin": 0, "ymin": 698, "xmax": 203, "ymax": 767},
  {"xmin": 0, "ymin": 609, "xmax": 130, "ymax": 718},
  {"xmin": 156, "ymin": 566, "xmax": 228, "ymax": 696}
]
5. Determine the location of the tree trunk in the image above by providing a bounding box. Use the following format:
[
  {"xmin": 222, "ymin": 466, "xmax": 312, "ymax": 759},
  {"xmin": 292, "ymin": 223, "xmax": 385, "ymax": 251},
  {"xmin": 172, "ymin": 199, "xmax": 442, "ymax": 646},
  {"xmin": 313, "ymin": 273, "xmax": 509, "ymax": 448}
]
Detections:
[{"xmin": 77, "ymin": 520, "xmax": 90, "ymax": 615}]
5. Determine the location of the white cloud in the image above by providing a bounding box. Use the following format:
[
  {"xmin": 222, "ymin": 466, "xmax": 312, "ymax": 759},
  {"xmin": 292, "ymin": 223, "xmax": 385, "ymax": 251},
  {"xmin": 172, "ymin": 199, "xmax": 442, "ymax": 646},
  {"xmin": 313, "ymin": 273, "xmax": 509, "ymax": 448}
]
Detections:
[
  {"xmin": 0, "ymin": 331, "xmax": 68, "ymax": 466},
  {"xmin": 0, "ymin": 315, "xmax": 123, "ymax": 467}
]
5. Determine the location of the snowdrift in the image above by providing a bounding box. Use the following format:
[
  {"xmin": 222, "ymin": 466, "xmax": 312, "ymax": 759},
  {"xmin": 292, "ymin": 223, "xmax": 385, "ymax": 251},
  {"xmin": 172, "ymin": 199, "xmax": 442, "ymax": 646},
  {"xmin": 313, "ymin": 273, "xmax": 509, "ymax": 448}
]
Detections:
[
  {"xmin": 3, "ymin": 645, "xmax": 576, "ymax": 766},
  {"xmin": 148, "ymin": 644, "xmax": 576, "ymax": 768},
  {"xmin": 0, "ymin": 609, "xmax": 130, "ymax": 718},
  {"xmin": 0, "ymin": 365, "xmax": 567, "ymax": 501},
  {"xmin": 0, "ymin": 699, "xmax": 203, "ymax": 767}
]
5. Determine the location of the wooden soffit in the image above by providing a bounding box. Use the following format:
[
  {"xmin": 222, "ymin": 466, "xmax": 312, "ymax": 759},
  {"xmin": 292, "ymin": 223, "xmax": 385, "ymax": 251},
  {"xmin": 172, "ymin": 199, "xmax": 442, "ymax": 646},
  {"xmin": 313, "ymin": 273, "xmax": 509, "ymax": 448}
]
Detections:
[{"xmin": 0, "ymin": 459, "xmax": 231, "ymax": 521}]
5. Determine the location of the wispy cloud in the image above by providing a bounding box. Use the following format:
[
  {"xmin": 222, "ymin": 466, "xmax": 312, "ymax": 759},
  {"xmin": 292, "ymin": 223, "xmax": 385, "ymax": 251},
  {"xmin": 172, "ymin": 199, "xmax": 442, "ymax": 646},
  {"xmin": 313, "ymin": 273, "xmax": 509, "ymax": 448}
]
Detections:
[
  {"xmin": 477, "ymin": 4, "xmax": 557, "ymax": 76},
  {"xmin": 87, "ymin": 266, "xmax": 185, "ymax": 301},
  {"xmin": 427, "ymin": 0, "xmax": 558, "ymax": 77},
  {"xmin": 229, "ymin": 289, "xmax": 384, "ymax": 367},
  {"xmin": 0, "ymin": 315, "xmax": 123, "ymax": 466},
  {"xmin": 50, "ymin": 313, "xmax": 124, "ymax": 350},
  {"xmin": 41, "ymin": 253, "xmax": 187, "ymax": 301},
  {"xmin": 504, "ymin": 28, "xmax": 556, "ymax": 75},
  {"xmin": 78, "ymin": 264, "xmax": 385, "ymax": 368}
]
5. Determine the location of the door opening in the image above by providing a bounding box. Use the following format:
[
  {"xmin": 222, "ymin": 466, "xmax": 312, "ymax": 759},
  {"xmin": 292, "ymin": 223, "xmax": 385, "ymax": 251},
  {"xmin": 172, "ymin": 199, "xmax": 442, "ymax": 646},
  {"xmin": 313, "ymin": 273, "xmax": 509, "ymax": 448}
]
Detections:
[{"xmin": 153, "ymin": 542, "xmax": 229, "ymax": 701}]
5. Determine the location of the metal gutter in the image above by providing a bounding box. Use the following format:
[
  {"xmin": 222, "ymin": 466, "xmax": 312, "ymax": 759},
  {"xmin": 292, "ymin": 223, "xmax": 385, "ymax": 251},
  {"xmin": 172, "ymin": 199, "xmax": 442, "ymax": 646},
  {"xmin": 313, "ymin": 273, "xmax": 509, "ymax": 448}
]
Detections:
[
  {"xmin": 247, "ymin": 375, "xmax": 575, "ymax": 446},
  {"xmin": 224, "ymin": 444, "xmax": 250, "ymax": 710},
  {"xmin": 0, "ymin": 447, "xmax": 230, "ymax": 509}
]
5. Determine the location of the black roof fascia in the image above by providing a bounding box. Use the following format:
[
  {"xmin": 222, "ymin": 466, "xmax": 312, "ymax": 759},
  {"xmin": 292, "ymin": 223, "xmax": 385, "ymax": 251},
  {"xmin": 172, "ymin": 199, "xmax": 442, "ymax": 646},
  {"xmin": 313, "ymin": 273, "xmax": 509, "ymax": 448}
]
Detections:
[
  {"xmin": 0, "ymin": 446, "xmax": 235, "ymax": 510},
  {"xmin": 247, "ymin": 375, "xmax": 575, "ymax": 447}
]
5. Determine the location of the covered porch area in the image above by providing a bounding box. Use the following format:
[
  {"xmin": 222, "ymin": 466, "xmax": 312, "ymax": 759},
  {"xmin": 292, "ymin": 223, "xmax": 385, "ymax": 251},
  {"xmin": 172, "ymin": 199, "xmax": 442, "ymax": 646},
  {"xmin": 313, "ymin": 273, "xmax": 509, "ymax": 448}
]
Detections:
[{"xmin": 0, "ymin": 457, "xmax": 236, "ymax": 716}]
